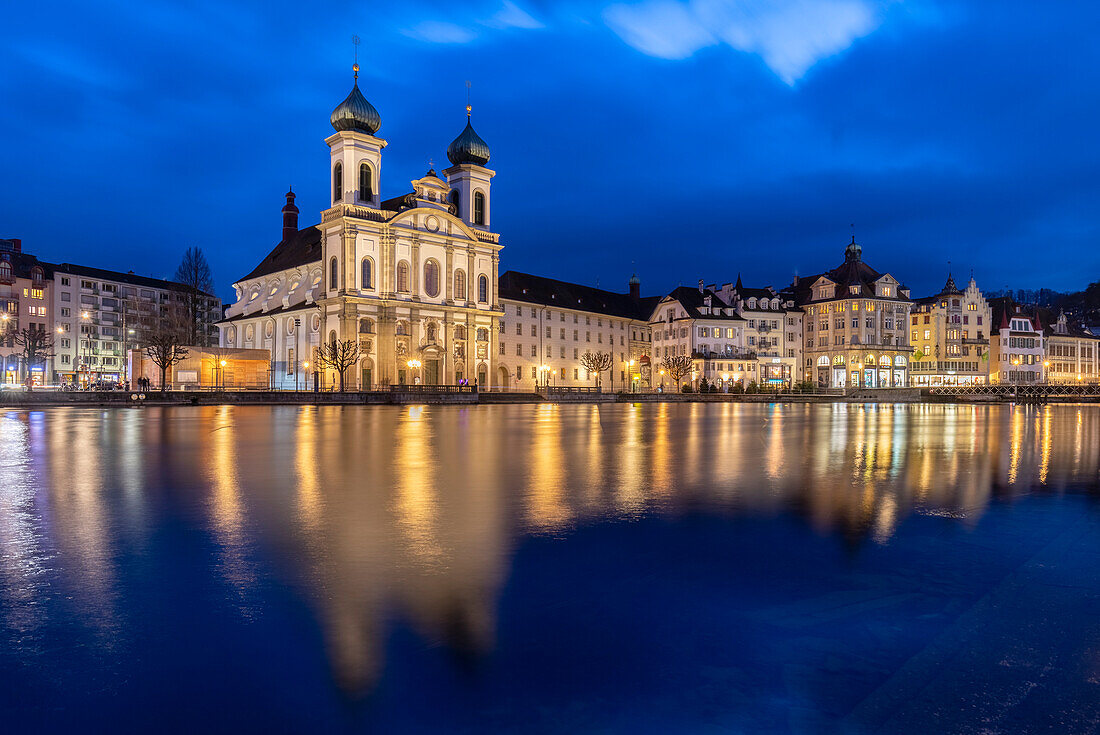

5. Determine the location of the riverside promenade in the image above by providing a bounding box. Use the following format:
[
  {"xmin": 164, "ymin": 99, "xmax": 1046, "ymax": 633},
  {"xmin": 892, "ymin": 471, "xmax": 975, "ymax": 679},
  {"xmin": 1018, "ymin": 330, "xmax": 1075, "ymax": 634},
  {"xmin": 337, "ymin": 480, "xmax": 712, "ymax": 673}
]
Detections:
[{"xmin": 2, "ymin": 384, "xmax": 1099, "ymax": 407}]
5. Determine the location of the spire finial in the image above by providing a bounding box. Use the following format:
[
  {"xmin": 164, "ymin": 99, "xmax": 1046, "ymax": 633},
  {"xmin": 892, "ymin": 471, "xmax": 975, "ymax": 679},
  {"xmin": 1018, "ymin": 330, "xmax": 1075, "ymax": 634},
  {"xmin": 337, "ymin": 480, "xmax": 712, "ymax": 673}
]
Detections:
[
  {"xmin": 850, "ymin": 222, "xmax": 855, "ymax": 245},
  {"xmin": 352, "ymin": 35, "xmax": 360, "ymax": 81},
  {"xmin": 465, "ymin": 80, "xmax": 472, "ymax": 118}
]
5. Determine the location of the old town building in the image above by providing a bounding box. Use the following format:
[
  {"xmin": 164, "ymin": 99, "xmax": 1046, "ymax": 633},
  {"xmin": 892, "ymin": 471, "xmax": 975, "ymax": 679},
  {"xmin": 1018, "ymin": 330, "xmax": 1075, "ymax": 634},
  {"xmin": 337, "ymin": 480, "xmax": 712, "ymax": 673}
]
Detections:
[
  {"xmin": 0, "ymin": 238, "xmax": 51, "ymax": 385},
  {"xmin": 987, "ymin": 297, "xmax": 1045, "ymax": 384},
  {"xmin": 785, "ymin": 238, "xmax": 913, "ymax": 388},
  {"xmin": 498, "ymin": 271, "xmax": 656, "ymax": 390},
  {"xmin": 909, "ymin": 274, "xmax": 992, "ymax": 386},
  {"xmin": 219, "ymin": 67, "xmax": 502, "ymax": 388},
  {"xmin": 1036, "ymin": 309, "xmax": 1099, "ymax": 383}
]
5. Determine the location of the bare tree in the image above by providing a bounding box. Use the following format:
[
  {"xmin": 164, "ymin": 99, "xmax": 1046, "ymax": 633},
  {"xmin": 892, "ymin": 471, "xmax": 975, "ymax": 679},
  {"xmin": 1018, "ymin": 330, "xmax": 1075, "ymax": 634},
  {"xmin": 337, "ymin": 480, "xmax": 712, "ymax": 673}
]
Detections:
[
  {"xmin": 661, "ymin": 354, "xmax": 694, "ymax": 390},
  {"xmin": 314, "ymin": 338, "xmax": 361, "ymax": 391},
  {"xmin": 145, "ymin": 321, "xmax": 190, "ymax": 391},
  {"xmin": 14, "ymin": 326, "xmax": 54, "ymax": 390},
  {"xmin": 580, "ymin": 350, "xmax": 614, "ymax": 389},
  {"xmin": 173, "ymin": 246, "xmax": 215, "ymax": 346}
]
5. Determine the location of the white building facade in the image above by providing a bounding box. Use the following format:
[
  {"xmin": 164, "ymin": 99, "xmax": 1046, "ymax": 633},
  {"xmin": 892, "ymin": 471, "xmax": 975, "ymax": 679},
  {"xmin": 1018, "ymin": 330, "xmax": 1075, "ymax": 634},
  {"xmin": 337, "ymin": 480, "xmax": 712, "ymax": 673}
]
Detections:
[{"xmin": 219, "ymin": 69, "xmax": 502, "ymax": 389}]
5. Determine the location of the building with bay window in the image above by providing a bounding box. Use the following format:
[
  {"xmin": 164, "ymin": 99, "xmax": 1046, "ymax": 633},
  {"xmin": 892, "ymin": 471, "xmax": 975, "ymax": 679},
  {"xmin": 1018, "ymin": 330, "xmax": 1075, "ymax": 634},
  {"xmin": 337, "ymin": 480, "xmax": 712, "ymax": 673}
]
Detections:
[
  {"xmin": 908, "ymin": 274, "xmax": 992, "ymax": 386},
  {"xmin": 784, "ymin": 238, "xmax": 913, "ymax": 388}
]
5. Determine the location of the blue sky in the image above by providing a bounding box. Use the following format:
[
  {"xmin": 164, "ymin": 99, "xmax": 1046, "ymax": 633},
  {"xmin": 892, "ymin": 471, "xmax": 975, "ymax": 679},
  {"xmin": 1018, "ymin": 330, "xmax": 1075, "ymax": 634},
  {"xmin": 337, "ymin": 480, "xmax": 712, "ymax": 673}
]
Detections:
[{"xmin": 2, "ymin": 0, "xmax": 1098, "ymax": 302}]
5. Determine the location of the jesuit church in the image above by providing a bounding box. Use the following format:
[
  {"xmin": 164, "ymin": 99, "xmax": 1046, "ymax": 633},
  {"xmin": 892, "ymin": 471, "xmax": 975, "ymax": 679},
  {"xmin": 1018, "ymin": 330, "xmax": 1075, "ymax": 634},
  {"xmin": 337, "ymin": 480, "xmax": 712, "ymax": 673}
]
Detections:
[{"xmin": 219, "ymin": 64, "xmax": 502, "ymax": 389}]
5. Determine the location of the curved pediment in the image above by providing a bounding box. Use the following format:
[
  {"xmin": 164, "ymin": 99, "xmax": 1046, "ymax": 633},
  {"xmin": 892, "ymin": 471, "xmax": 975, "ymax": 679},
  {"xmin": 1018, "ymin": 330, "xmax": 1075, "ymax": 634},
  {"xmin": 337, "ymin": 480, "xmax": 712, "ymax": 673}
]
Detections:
[{"xmin": 387, "ymin": 207, "xmax": 494, "ymax": 246}]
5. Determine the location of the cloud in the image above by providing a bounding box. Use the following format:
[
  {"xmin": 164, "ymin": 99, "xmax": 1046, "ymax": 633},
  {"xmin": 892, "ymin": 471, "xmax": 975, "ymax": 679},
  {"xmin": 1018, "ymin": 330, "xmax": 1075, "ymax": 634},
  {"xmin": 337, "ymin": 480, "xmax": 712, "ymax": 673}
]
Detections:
[
  {"xmin": 401, "ymin": 2, "xmax": 543, "ymax": 45},
  {"xmin": 603, "ymin": 0, "xmax": 886, "ymax": 84},
  {"xmin": 402, "ymin": 20, "xmax": 478, "ymax": 44},
  {"xmin": 484, "ymin": 1, "xmax": 544, "ymax": 30}
]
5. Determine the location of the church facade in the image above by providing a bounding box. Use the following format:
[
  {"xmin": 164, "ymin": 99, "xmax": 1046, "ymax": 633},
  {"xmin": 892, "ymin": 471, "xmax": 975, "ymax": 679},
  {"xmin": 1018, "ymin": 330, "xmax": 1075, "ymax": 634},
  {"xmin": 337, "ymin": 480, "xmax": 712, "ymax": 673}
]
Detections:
[{"xmin": 219, "ymin": 67, "xmax": 502, "ymax": 389}]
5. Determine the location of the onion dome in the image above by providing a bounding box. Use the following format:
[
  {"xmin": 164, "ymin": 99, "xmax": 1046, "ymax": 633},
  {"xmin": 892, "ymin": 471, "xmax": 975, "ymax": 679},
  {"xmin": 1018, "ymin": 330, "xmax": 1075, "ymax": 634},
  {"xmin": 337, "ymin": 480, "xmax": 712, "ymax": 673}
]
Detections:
[
  {"xmin": 330, "ymin": 64, "xmax": 381, "ymax": 134},
  {"xmin": 447, "ymin": 105, "xmax": 491, "ymax": 166}
]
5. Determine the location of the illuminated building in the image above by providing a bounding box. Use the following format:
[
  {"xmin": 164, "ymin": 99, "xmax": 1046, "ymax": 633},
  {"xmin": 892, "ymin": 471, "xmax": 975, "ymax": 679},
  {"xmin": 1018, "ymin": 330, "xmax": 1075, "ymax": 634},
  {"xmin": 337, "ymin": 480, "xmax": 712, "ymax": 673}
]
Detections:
[
  {"xmin": 219, "ymin": 66, "xmax": 501, "ymax": 388},
  {"xmin": 0, "ymin": 238, "xmax": 50, "ymax": 385},
  {"xmin": 987, "ymin": 297, "xmax": 1045, "ymax": 384},
  {"xmin": 784, "ymin": 238, "xmax": 913, "ymax": 388},
  {"xmin": 908, "ymin": 274, "xmax": 992, "ymax": 386},
  {"xmin": 1035, "ymin": 309, "xmax": 1099, "ymax": 383},
  {"xmin": 497, "ymin": 272, "xmax": 656, "ymax": 389}
]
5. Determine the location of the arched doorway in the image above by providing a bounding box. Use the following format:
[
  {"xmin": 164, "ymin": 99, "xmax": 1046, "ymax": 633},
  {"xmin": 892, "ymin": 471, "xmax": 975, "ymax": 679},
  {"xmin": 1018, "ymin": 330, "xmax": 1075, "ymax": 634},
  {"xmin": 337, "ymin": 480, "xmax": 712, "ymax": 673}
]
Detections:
[
  {"xmin": 497, "ymin": 365, "xmax": 509, "ymax": 390},
  {"xmin": 360, "ymin": 357, "xmax": 373, "ymax": 390},
  {"xmin": 477, "ymin": 363, "xmax": 488, "ymax": 388}
]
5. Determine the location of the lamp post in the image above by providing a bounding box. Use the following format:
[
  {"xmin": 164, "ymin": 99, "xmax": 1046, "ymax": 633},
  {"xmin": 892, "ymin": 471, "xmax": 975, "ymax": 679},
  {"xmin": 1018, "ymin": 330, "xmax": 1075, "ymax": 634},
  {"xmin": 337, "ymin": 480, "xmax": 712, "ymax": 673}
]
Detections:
[
  {"xmin": 293, "ymin": 317, "xmax": 302, "ymax": 391},
  {"xmin": 0, "ymin": 314, "xmax": 10, "ymax": 386},
  {"xmin": 407, "ymin": 358, "xmax": 422, "ymax": 385},
  {"xmin": 219, "ymin": 359, "xmax": 227, "ymax": 390},
  {"xmin": 659, "ymin": 368, "xmax": 665, "ymax": 392},
  {"xmin": 80, "ymin": 311, "xmax": 91, "ymax": 388},
  {"xmin": 302, "ymin": 361, "xmax": 309, "ymax": 392}
]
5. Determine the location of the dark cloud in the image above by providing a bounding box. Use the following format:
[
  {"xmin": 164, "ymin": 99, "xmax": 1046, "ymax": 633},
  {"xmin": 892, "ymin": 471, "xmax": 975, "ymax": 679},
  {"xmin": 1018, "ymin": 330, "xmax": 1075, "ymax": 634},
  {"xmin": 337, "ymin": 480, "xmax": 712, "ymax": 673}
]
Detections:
[{"xmin": 2, "ymin": 0, "xmax": 1097, "ymax": 302}]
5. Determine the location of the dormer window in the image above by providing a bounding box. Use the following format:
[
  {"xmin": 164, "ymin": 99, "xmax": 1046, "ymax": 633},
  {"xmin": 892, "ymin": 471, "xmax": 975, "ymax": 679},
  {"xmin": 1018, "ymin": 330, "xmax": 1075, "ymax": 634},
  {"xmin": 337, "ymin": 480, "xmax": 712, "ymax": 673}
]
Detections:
[
  {"xmin": 850, "ymin": 285, "xmax": 860, "ymax": 295},
  {"xmin": 882, "ymin": 286, "xmax": 892, "ymax": 297}
]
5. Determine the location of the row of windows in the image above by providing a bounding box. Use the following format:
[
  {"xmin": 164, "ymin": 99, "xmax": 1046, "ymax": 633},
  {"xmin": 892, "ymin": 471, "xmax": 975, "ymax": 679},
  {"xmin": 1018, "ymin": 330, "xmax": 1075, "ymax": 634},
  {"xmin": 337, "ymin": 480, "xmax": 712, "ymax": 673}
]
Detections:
[
  {"xmin": 330, "ymin": 257, "xmax": 489, "ymax": 302},
  {"xmin": 333, "ymin": 162, "xmax": 487, "ymax": 225}
]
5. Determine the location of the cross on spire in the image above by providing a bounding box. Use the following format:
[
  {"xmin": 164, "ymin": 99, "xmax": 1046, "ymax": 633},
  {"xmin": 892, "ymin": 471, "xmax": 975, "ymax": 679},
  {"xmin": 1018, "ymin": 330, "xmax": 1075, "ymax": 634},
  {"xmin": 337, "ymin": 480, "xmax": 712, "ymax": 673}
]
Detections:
[{"xmin": 352, "ymin": 34, "xmax": 360, "ymax": 80}]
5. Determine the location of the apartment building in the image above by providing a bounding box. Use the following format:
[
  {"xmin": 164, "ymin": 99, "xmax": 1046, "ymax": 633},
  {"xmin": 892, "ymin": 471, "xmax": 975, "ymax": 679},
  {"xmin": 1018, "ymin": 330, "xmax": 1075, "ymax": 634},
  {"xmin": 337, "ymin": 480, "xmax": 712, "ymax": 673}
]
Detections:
[{"xmin": 51, "ymin": 263, "xmax": 221, "ymax": 386}]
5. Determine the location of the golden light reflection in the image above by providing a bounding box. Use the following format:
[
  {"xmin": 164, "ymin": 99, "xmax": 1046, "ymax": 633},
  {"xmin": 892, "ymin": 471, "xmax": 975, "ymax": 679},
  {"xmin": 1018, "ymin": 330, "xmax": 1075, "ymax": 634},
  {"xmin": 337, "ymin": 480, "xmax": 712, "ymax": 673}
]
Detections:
[{"xmin": 2, "ymin": 402, "xmax": 1099, "ymax": 699}]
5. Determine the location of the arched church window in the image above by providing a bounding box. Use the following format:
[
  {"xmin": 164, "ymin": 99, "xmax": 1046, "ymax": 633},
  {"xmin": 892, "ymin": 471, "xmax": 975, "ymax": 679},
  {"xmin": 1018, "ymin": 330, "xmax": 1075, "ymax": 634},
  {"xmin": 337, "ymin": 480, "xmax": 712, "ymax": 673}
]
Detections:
[
  {"xmin": 473, "ymin": 191, "xmax": 485, "ymax": 225},
  {"xmin": 361, "ymin": 258, "xmax": 373, "ymax": 289},
  {"xmin": 333, "ymin": 162, "xmax": 342, "ymax": 203},
  {"xmin": 396, "ymin": 261, "xmax": 410, "ymax": 293},
  {"xmin": 329, "ymin": 257, "xmax": 338, "ymax": 291},
  {"xmin": 0, "ymin": 262, "xmax": 11, "ymax": 281},
  {"xmin": 424, "ymin": 260, "xmax": 440, "ymax": 297},
  {"xmin": 359, "ymin": 318, "xmax": 374, "ymax": 334},
  {"xmin": 454, "ymin": 325, "xmax": 467, "ymax": 341},
  {"xmin": 396, "ymin": 321, "xmax": 408, "ymax": 336},
  {"xmin": 454, "ymin": 270, "xmax": 467, "ymax": 300},
  {"xmin": 478, "ymin": 274, "xmax": 488, "ymax": 303},
  {"xmin": 359, "ymin": 163, "xmax": 372, "ymax": 202},
  {"xmin": 476, "ymin": 327, "xmax": 489, "ymax": 341},
  {"xmin": 448, "ymin": 189, "xmax": 459, "ymax": 216}
]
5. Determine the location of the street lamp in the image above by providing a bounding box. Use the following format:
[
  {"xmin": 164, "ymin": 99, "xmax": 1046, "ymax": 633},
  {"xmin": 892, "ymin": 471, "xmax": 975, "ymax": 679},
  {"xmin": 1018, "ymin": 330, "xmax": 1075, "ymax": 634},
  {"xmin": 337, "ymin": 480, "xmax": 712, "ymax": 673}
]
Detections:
[
  {"xmin": 539, "ymin": 363, "xmax": 551, "ymax": 388},
  {"xmin": 219, "ymin": 359, "xmax": 227, "ymax": 389},
  {"xmin": 407, "ymin": 358, "xmax": 422, "ymax": 385},
  {"xmin": 659, "ymin": 368, "xmax": 665, "ymax": 392}
]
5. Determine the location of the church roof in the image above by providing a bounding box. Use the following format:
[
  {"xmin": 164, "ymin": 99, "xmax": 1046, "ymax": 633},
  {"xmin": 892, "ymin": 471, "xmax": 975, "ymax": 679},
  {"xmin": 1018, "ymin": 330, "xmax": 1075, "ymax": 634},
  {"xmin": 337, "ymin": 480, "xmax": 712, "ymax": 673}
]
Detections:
[
  {"xmin": 499, "ymin": 270, "xmax": 658, "ymax": 321},
  {"xmin": 330, "ymin": 76, "xmax": 381, "ymax": 134},
  {"xmin": 446, "ymin": 117, "xmax": 491, "ymax": 167},
  {"xmin": 236, "ymin": 225, "xmax": 323, "ymax": 283}
]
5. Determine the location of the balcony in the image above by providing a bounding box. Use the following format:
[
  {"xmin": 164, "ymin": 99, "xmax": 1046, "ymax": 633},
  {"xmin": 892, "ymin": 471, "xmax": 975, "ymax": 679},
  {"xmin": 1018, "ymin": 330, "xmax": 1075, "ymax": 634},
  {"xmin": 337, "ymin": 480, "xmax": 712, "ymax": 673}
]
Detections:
[{"xmin": 693, "ymin": 350, "xmax": 758, "ymax": 361}]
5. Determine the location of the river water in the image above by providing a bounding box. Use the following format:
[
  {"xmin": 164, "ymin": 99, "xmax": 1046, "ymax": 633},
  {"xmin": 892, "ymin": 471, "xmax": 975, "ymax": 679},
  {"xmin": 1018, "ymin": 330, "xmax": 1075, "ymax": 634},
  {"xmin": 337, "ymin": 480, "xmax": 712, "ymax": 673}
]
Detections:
[{"xmin": 2, "ymin": 403, "xmax": 1099, "ymax": 733}]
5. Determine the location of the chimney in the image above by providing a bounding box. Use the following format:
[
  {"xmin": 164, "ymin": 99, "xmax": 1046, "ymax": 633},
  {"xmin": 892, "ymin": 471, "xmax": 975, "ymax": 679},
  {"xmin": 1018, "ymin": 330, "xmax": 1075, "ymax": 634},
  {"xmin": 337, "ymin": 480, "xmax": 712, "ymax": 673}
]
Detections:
[
  {"xmin": 281, "ymin": 189, "xmax": 299, "ymax": 242},
  {"xmin": 11, "ymin": 239, "xmax": 20, "ymax": 253},
  {"xmin": 698, "ymin": 279, "xmax": 704, "ymax": 294}
]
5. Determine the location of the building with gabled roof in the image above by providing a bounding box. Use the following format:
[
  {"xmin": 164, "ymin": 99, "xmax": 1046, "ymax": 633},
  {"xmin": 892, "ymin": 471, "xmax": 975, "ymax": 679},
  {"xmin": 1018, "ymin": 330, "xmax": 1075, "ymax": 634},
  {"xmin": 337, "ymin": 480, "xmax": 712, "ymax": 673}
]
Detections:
[
  {"xmin": 987, "ymin": 297, "xmax": 1045, "ymax": 384},
  {"xmin": 1032, "ymin": 308, "xmax": 1099, "ymax": 383},
  {"xmin": 908, "ymin": 273, "xmax": 993, "ymax": 386},
  {"xmin": 783, "ymin": 237, "xmax": 913, "ymax": 388}
]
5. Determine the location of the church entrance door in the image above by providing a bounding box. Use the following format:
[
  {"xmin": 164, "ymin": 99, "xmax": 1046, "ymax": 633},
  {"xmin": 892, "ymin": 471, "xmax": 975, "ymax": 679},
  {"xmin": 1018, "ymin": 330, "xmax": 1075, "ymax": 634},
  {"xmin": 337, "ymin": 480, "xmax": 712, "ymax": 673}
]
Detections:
[{"xmin": 424, "ymin": 359, "xmax": 441, "ymax": 385}]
